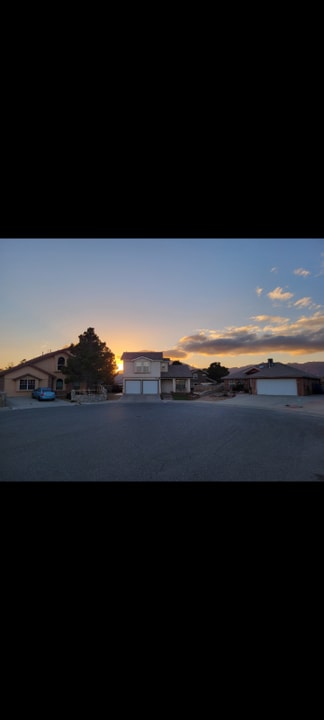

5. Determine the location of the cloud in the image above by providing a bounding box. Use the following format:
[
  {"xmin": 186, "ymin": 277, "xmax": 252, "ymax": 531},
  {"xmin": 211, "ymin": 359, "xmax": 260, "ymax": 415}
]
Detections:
[
  {"xmin": 267, "ymin": 286, "xmax": 294, "ymax": 301},
  {"xmin": 294, "ymin": 297, "xmax": 312, "ymax": 308},
  {"xmin": 163, "ymin": 348, "xmax": 188, "ymax": 359},
  {"xmin": 251, "ymin": 315, "xmax": 290, "ymax": 324},
  {"xmin": 175, "ymin": 312, "xmax": 324, "ymax": 357},
  {"xmin": 256, "ymin": 287, "xmax": 263, "ymax": 296},
  {"xmin": 294, "ymin": 268, "xmax": 311, "ymax": 277},
  {"xmin": 270, "ymin": 267, "xmax": 278, "ymax": 273}
]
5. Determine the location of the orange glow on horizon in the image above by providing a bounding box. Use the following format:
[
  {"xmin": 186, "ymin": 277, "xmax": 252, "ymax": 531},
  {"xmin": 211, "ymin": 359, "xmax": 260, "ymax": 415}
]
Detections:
[{"xmin": 115, "ymin": 357, "xmax": 123, "ymax": 372}]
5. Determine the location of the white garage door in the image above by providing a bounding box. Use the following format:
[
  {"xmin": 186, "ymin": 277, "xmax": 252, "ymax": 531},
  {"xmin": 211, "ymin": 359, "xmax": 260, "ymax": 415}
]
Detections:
[
  {"xmin": 125, "ymin": 380, "xmax": 141, "ymax": 394},
  {"xmin": 142, "ymin": 380, "xmax": 159, "ymax": 394},
  {"xmin": 256, "ymin": 379, "xmax": 297, "ymax": 396}
]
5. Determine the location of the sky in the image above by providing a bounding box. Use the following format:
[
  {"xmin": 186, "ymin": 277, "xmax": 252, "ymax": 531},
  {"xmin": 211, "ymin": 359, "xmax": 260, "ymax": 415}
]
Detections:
[{"xmin": 1, "ymin": 238, "xmax": 324, "ymax": 371}]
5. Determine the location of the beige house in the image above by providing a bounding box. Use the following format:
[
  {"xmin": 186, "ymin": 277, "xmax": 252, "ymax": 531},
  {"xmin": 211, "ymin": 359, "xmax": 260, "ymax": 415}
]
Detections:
[
  {"xmin": 121, "ymin": 352, "xmax": 192, "ymax": 397},
  {"xmin": 223, "ymin": 358, "xmax": 321, "ymax": 397},
  {"xmin": 0, "ymin": 349, "xmax": 72, "ymax": 398}
]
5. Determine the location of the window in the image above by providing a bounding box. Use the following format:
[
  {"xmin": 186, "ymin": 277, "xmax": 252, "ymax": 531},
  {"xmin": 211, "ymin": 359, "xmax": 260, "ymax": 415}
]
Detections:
[
  {"xmin": 134, "ymin": 361, "xmax": 150, "ymax": 373},
  {"xmin": 175, "ymin": 378, "xmax": 186, "ymax": 391},
  {"xmin": 20, "ymin": 378, "xmax": 36, "ymax": 390},
  {"xmin": 57, "ymin": 356, "xmax": 65, "ymax": 370},
  {"xmin": 56, "ymin": 379, "xmax": 64, "ymax": 390}
]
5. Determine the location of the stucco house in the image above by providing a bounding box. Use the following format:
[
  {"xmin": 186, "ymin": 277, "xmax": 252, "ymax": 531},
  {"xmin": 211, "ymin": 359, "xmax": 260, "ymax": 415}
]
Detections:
[
  {"xmin": 0, "ymin": 349, "xmax": 73, "ymax": 398},
  {"xmin": 121, "ymin": 352, "xmax": 192, "ymax": 397},
  {"xmin": 223, "ymin": 358, "xmax": 320, "ymax": 396}
]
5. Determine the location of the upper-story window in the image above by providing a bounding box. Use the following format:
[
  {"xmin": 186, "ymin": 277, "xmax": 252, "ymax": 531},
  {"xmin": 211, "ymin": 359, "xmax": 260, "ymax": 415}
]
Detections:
[
  {"xmin": 161, "ymin": 363, "xmax": 168, "ymax": 372},
  {"xmin": 134, "ymin": 360, "xmax": 150, "ymax": 373},
  {"xmin": 57, "ymin": 356, "xmax": 65, "ymax": 371}
]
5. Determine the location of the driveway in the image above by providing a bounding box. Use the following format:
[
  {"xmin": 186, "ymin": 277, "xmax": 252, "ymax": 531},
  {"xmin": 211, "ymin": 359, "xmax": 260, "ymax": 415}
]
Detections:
[{"xmin": 5, "ymin": 396, "xmax": 73, "ymax": 410}]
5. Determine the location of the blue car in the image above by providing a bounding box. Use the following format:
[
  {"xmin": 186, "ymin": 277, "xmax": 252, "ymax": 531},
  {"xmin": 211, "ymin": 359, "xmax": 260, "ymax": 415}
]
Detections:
[{"xmin": 32, "ymin": 387, "xmax": 56, "ymax": 401}]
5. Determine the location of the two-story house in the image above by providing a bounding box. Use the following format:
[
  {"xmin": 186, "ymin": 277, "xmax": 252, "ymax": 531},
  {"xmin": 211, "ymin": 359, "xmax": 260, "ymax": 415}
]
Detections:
[
  {"xmin": 0, "ymin": 349, "xmax": 72, "ymax": 398},
  {"xmin": 121, "ymin": 352, "xmax": 192, "ymax": 397}
]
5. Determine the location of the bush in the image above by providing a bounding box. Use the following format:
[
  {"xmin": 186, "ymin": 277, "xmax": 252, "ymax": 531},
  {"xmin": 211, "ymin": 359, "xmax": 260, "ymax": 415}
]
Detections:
[
  {"xmin": 171, "ymin": 392, "xmax": 194, "ymax": 400},
  {"xmin": 111, "ymin": 383, "xmax": 123, "ymax": 393}
]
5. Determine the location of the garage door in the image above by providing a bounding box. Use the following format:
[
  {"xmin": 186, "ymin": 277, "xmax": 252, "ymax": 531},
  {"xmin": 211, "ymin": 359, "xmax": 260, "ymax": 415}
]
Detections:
[
  {"xmin": 142, "ymin": 380, "xmax": 159, "ymax": 394},
  {"xmin": 125, "ymin": 380, "xmax": 141, "ymax": 394},
  {"xmin": 256, "ymin": 379, "xmax": 297, "ymax": 396}
]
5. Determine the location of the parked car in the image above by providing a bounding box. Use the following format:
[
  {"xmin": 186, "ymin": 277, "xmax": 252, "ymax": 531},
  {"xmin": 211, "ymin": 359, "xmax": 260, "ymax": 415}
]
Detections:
[{"xmin": 32, "ymin": 387, "xmax": 56, "ymax": 401}]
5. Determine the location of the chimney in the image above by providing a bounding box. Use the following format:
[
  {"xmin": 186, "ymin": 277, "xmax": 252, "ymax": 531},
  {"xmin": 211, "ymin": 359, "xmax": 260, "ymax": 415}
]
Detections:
[{"xmin": 268, "ymin": 358, "xmax": 273, "ymax": 367}]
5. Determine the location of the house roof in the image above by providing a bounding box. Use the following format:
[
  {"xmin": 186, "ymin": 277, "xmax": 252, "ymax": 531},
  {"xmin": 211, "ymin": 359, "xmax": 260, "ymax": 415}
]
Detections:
[
  {"xmin": 11, "ymin": 371, "xmax": 44, "ymax": 381},
  {"xmin": 0, "ymin": 348, "xmax": 72, "ymax": 377},
  {"xmin": 121, "ymin": 351, "xmax": 164, "ymax": 360},
  {"xmin": 161, "ymin": 363, "xmax": 192, "ymax": 378},
  {"xmin": 223, "ymin": 361, "xmax": 320, "ymax": 381}
]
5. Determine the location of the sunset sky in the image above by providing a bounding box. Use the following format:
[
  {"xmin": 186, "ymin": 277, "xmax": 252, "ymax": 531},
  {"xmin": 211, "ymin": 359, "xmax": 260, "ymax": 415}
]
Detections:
[{"xmin": 1, "ymin": 238, "xmax": 323, "ymax": 371}]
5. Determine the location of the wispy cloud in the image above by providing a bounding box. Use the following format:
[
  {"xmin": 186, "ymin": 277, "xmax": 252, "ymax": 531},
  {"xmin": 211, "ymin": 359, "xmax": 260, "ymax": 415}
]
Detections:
[
  {"xmin": 251, "ymin": 315, "xmax": 290, "ymax": 324},
  {"xmin": 294, "ymin": 268, "xmax": 311, "ymax": 277},
  {"xmin": 270, "ymin": 267, "xmax": 278, "ymax": 273},
  {"xmin": 294, "ymin": 297, "xmax": 312, "ymax": 308},
  {"xmin": 256, "ymin": 287, "xmax": 263, "ymax": 296},
  {"xmin": 267, "ymin": 286, "xmax": 294, "ymax": 301},
  {"xmin": 170, "ymin": 312, "xmax": 324, "ymax": 358}
]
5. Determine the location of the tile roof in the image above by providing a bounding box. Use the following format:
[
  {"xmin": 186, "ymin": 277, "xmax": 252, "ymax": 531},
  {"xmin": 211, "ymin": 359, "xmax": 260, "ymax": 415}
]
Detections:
[
  {"xmin": 0, "ymin": 348, "xmax": 72, "ymax": 376},
  {"xmin": 121, "ymin": 351, "xmax": 164, "ymax": 360},
  {"xmin": 223, "ymin": 362, "xmax": 320, "ymax": 380},
  {"xmin": 161, "ymin": 363, "xmax": 192, "ymax": 378}
]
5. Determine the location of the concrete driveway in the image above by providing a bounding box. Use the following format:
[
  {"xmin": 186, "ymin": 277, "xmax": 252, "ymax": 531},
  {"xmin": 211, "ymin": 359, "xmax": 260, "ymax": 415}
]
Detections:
[{"xmin": 5, "ymin": 396, "xmax": 73, "ymax": 410}]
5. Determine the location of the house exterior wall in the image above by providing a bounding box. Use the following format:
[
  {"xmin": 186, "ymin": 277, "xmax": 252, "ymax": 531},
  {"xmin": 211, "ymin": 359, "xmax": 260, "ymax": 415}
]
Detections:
[
  {"xmin": 122, "ymin": 355, "xmax": 194, "ymax": 396},
  {"xmin": 161, "ymin": 377, "xmax": 191, "ymax": 394},
  {"xmin": 161, "ymin": 379, "xmax": 173, "ymax": 394},
  {"xmin": 296, "ymin": 377, "xmax": 318, "ymax": 396},
  {"xmin": 123, "ymin": 357, "xmax": 161, "ymax": 394},
  {"xmin": 5, "ymin": 367, "xmax": 48, "ymax": 397},
  {"xmin": 1, "ymin": 351, "xmax": 71, "ymax": 398},
  {"xmin": 224, "ymin": 375, "xmax": 316, "ymax": 396}
]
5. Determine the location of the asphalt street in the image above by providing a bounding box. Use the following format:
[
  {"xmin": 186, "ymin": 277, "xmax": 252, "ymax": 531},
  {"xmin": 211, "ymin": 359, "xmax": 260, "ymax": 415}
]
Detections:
[{"xmin": 1, "ymin": 400, "xmax": 324, "ymax": 481}]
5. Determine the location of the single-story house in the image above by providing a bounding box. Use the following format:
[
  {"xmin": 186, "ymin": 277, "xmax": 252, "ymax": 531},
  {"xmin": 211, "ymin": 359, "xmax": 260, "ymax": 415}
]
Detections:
[
  {"xmin": 222, "ymin": 358, "xmax": 321, "ymax": 396},
  {"xmin": 0, "ymin": 349, "xmax": 73, "ymax": 398},
  {"xmin": 121, "ymin": 352, "xmax": 192, "ymax": 396}
]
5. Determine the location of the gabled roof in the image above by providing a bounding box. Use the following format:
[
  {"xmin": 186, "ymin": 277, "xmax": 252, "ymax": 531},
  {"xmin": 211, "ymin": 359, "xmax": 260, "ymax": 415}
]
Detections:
[
  {"xmin": 10, "ymin": 371, "xmax": 44, "ymax": 381},
  {"xmin": 121, "ymin": 351, "xmax": 164, "ymax": 360},
  {"xmin": 223, "ymin": 362, "xmax": 320, "ymax": 380},
  {"xmin": 161, "ymin": 363, "xmax": 192, "ymax": 378},
  {"xmin": 0, "ymin": 348, "xmax": 72, "ymax": 377}
]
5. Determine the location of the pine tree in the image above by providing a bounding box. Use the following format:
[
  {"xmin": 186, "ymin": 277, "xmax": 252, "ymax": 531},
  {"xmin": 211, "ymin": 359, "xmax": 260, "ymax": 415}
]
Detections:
[{"xmin": 62, "ymin": 328, "xmax": 117, "ymax": 390}]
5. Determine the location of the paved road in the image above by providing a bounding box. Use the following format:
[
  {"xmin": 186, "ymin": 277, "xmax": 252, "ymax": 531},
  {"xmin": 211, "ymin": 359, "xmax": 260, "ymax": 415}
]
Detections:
[{"xmin": 0, "ymin": 400, "xmax": 323, "ymax": 481}]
